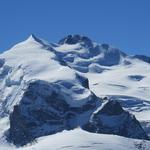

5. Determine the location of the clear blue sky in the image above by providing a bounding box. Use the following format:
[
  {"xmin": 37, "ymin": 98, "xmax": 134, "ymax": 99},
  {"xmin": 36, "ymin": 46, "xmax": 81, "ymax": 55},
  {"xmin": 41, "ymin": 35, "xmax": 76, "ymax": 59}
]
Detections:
[{"xmin": 0, "ymin": 0, "xmax": 150, "ymax": 56}]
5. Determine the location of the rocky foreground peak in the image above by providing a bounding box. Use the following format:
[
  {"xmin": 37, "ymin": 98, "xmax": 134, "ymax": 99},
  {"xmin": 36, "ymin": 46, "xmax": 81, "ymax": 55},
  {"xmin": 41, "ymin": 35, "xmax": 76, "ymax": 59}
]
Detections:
[{"xmin": 82, "ymin": 100, "xmax": 149, "ymax": 140}]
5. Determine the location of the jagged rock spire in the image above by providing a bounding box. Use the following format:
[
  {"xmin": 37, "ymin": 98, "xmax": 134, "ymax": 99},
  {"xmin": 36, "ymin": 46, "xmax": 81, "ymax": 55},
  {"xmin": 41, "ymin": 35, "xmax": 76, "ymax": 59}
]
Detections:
[{"xmin": 58, "ymin": 34, "xmax": 93, "ymax": 47}]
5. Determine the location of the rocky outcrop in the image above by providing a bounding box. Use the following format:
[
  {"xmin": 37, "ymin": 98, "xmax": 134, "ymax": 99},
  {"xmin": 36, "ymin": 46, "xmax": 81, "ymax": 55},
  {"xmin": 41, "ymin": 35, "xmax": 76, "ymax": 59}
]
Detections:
[
  {"xmin": 55, "ymin": 35, "xmax": 127, "ymax": 72},
  {"xmin": 8, "ymin": 90, "xmax": 149, "ymax": 146},
  {"xmin": 82, "ymin": 100, "xmax": 149, "ymax": 140},
  {"xmin": 58, "ymin": 34, "xmax": 93, "ymax": 47},
  {"xmin": 7, "ymin": 80, "xmax": 100, "ymax": 146},
  {"xmin": 133, "ymin": 55, "xmax": 150, "ymax": 64}
]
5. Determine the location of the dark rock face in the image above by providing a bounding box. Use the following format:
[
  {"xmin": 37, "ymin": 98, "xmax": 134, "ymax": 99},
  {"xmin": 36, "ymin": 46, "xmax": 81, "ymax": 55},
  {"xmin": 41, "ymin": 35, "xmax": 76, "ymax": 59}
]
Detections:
[
  {"xmin": 9, "ymin": 105, "xmax": 34, "ymax": 145},
  {"xmin": 76, "ymin": 73, "xmax": 89, "ymax": 89},
  {"xmin": 128, "ymin": 75, "xmax": 145, "ymax": 81},
  {"xmin": 101, "ymin": 43, "xmax": 109, "ymax": 50},
  {"xmin": 7, "ymin": 81, "xmax": 148, "ymax": 146},
  {"xmin": 58, "ymin": 34, "xmax": 93, "ymax": 47},
  {"xmin": 96, "ymin": 48, "xmax": 126, "ymax": 66},
  {"xmin": 7, "ymin": 80, "xmax": 99, "ymax": 146},
  {"xmin": 133, "ymin": 55, "xmax": 150, "ymax": 64},
  {"xmin": 98, "ymin": 100, "xmax": 124, "ymax": 115},
  {"xmin": 0, "ymin": 58, "xmax": 5, "ymax": 68},
  {"xmin": 82, "ymin": 100, "xmax": 149, "ymax": 140}
]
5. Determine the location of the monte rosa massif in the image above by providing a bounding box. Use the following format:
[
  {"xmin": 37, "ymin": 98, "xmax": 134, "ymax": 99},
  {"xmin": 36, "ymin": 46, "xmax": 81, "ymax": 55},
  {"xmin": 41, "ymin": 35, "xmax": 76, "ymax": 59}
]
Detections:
[{"xmin": 0, "ymin": 34, "xmax": 150, "ymax": 150}]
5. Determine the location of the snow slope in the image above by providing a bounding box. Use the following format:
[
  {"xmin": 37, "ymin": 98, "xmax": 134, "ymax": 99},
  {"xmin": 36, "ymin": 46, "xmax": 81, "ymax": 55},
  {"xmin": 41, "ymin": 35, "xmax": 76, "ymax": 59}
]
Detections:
[
  {"xmin": 1, "ymin": 128, "xmax": 150, "ymax": 150},
  {"xmin": 20, "ymin": 129, "xmax": 150, "ymax": 150},
  {"xmin": 0, "ymin": 35, "xmax": 95, "ymax": 115},
  {"xmin": 87, "ymin": 60, "xmax": 150, "ymax": 100}
]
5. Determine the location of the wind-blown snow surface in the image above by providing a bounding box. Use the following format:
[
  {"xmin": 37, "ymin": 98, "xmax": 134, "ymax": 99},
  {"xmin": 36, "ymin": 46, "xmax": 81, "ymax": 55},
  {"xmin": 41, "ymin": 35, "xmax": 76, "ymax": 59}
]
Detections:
[
  {"xmin": 0, "ymin": 34, "xmax": 149, "ymax": 149},
  {"xmin": 1, "ymin": 129, "xmax": 150, "ymax": 150}
]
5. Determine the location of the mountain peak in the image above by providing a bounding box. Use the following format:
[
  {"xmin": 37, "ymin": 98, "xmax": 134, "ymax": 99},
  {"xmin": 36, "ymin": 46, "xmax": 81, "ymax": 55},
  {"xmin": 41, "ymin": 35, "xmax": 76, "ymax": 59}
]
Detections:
[
  {"xmin": 58, "ymin": 34, "xmax": 93, "ymax": 47},
  {"xmin": 99, "ymin": 100, "xmax": 124, "ymax": 115},
  {"xmin": 26, "ymin": 34, "xmax": 38, "ymax": 42},
  {"xmin": 26, "ymin": 34, "xmax": 45, "ymax": 44},
  {"xmin": 9, "ymin": 34, "xmax": 50, "ymax": 50}
]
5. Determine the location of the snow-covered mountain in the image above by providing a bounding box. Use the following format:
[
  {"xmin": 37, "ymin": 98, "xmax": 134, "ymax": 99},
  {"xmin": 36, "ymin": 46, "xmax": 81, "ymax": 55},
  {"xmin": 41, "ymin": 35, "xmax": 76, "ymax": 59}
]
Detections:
[{"xmin": 0, "ymin": 34, "xmax": 150, "ymax": 149}]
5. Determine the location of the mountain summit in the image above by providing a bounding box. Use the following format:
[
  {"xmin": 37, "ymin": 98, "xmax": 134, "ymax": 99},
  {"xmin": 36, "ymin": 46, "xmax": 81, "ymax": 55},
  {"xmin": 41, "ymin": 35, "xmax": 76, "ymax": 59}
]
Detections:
[
  {"xmin": 58, "ymin": 34, "xmax": 93, "ymax": 47},
  {"xmin": 26, "ymin": 34, "xmax": 39, "ymax": 42},
  {"xmin": 10, "ymin": 34, "xmax": 50, "ymax": 50}
]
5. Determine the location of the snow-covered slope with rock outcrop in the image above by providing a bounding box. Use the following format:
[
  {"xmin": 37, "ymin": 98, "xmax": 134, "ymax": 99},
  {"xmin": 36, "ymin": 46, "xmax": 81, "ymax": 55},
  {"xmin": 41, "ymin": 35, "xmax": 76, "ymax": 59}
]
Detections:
[
  {"xmin": 1, "ymin": 129, "xmax": 150, "ymax": 150},
  {"xmin": 83, "ymin": 100, "xmax": 148, "ymax": 140},
  {"xmin": 0, "ymin": 34, "xmax": 149, "ymax": 149}
]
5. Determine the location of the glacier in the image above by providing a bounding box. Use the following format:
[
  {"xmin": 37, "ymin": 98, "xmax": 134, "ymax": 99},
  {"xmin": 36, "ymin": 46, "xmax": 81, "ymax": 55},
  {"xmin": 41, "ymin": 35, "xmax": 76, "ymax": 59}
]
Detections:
[{"xmin": 0, "ymin": 34, "xmax": 149, "ymax": 149}]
